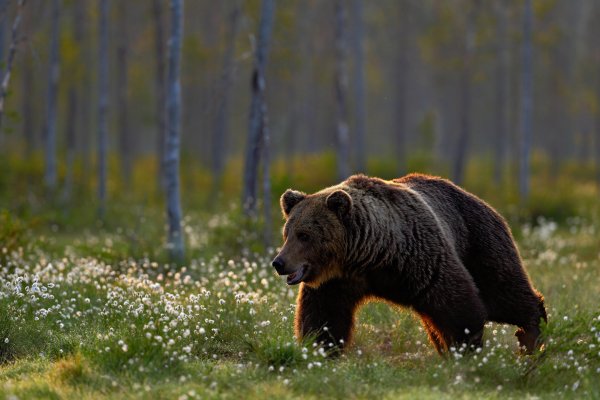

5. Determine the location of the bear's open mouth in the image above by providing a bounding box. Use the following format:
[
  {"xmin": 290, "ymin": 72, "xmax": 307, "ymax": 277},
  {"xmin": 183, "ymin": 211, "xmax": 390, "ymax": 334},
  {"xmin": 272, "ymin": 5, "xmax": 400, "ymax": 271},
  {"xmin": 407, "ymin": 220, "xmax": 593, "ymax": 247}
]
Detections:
[{"xmin": 286, "ymin": 265, "xmax": 307, "ymax": 285}]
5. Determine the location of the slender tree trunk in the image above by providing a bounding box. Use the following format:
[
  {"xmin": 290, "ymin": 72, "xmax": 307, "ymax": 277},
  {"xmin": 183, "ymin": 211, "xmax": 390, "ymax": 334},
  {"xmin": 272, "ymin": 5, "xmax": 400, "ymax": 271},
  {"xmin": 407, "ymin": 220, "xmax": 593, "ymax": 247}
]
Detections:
[
  {"xmin": 242, "ymin": 0, "xmax": 275, "ymax": 216},
  {"xmin": 21, "ymin": 3, "xmax": 33, "ymax": 157},
  {"xmin": 494, "ymin": 2, "xmax": 509, "ymax": 185},
  {"xmin": 212, "ymin": 1, "xmax": 240, "ymax": 195},
  {"xmin": 351, "ymin": 0, "xmax": 366, "ymax": 173},
  {"xmin": 285, "ymin": 84, "xmax": 297, "ymax": 177},
  {"xmin": 63, "ymin": 83, "xmax": 77, "ymax": 200},
  {"xmin": 117, "ymin": 0, "xmax": 131, "ymax": 186},
  {"xmin": 79, "ymin": 0, "xmax": 91, "ymax": 181},
  {"xmin": 334, "ymin": 0, "xmax": 350, "ymax": 181},
  {"xmin": 519, "ymin": 0, "xmax": 533, "ymax": 200},
  {"xmin": 98, "ymin": 0, "xmax": 109, "ymax": 217},
  {"xmin": 0, "ymin": 0, "xmax": 6, "ymax": 83},
  {"xmin": 596, "ymin": 46, "xmax": 600, "ymax": 186},
  {"xmin": 44, "ymin": 0, "xmax": 60, "ymax": 190},
  {"xmin": 165, "ymin": 0, "xmax": 185, "ymax": 260},
  {"xmin": 0, "ymin": 0, "xmax": 26, "ymax": 133},
  {"xmin": 395, "ymin": 5, "xmax": 410, "ymax": 176},
  {"xmin": 153, "ymin": 0, "xmax": 167, "ymax": 192},
  {"xmin": 64, "ymin": 0, "xmax": 84, "ymax": 201},
  {"xmin": 452, "ymin": 4, "xmax": 476, "ymax": 186},
  {"xmin": 262, "ymin": 108, "xmax": 272, "ymax": 247}
]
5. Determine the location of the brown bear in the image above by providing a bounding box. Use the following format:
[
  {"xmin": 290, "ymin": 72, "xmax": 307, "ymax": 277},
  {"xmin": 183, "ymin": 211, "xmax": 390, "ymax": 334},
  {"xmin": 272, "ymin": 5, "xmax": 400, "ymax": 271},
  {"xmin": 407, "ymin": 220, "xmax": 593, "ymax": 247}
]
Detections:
[{"xmin": 272, "ymin": 173, "xmax": 546, "ymax": 355}]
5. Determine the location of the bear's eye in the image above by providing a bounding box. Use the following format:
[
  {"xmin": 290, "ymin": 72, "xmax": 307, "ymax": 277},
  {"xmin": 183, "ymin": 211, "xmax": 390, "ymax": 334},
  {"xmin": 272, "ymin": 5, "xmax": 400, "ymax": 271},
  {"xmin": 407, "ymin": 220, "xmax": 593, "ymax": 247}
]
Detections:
[{"xmin": 297, "ymin": 232, "xmax": 310, "ymax": 242}]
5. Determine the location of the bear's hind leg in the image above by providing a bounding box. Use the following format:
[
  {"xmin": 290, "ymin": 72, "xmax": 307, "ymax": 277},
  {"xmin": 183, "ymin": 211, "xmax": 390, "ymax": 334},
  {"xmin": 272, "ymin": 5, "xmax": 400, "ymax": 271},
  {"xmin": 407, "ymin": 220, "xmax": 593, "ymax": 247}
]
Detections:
[
  {"xmin": 463, "ymin": 229, "xmax": 547, "ymax": 354},
  {"xmin": 414, "ymin": 264, "xmax": 486, "ymax": 354},
  {"xmin": 467, "ymin": 258, "xmax": 547, "ymax": 353},
  {"xmin": 421, "ymin": 316, "xmax": 447, "ymax": 354}
]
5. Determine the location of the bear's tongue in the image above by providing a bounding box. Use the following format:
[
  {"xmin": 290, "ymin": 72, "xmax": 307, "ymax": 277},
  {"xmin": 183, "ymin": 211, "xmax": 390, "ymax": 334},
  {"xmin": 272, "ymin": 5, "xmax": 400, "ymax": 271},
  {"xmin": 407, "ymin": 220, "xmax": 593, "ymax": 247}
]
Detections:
[{"xmin": 286, "ymin": 266, "xmax": 305, "ymax": 285}]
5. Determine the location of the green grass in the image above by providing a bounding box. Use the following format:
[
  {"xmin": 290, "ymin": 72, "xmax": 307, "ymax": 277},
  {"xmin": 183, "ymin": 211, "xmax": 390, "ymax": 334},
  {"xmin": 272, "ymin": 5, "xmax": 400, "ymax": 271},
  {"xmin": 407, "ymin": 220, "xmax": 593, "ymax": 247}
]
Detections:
[
  {"xmin": 1, "ymin": 155, "xmax": 599, "ymax": 399},
  {"xmin": 0, "ymin": 208, "xmax": 598, "ymax": 399}
]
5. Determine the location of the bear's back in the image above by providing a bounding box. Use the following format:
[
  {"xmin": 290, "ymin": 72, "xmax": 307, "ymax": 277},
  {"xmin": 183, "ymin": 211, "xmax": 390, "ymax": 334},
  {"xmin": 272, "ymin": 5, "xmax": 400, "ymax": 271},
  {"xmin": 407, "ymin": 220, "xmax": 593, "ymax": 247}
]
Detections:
[{"xmin": 395, "ymin": 173, "xmax": 514, "ymax": 265}]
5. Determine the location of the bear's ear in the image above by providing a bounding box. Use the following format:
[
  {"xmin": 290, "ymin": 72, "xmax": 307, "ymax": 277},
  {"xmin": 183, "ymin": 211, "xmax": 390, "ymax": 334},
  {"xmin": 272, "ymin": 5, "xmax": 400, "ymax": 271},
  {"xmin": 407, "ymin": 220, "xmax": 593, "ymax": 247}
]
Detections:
[
  {"xmin": 281, "ymin": 189, "xmax": 306, "ymax": 218},
  {"xmin": 326, "ymin": 190, "xmax": 352, "ymax": 218}
]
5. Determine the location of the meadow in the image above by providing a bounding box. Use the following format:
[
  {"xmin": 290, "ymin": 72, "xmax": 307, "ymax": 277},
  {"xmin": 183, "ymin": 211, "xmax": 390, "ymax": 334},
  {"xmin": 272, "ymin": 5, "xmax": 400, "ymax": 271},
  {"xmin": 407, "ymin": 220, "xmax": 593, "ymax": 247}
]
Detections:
[{"xmin": 0, "ymin": 155, "xmax": 599, "ymax": 399}]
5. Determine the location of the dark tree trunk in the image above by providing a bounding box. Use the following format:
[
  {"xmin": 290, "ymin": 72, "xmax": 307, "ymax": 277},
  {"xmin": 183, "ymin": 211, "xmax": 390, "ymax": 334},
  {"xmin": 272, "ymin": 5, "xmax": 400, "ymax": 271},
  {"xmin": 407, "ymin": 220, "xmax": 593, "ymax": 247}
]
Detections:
[
  {"xmin": 21, "ymin": 3, "xmax": 33, "ymax": 157},
  {"xmin": 596, "ymin": 38, "xmax": 600, "ymax": 187},
  {"xmin": 153, "ymin": 0, "xmax": 167, "ymax": 192},
  {"xmin": 44, "ymin": 0, "xmax": 60, "ymax": 189},
  {"xmin": 394, "ymin": 4, "xmax": 410, "ymax": 176},
  {"xmin": 351, "ymin": 0, "xmax": 366, "ymax": 173},
  {"xmin": 0, "ymin": 0, "xmax": 6, "ymax": 83},
  {"xmin": 98, "ymin": 0, "xmax": 109, "ymax": 217},
  {"xmin": 117, "ymin": 0, "xmax": 131, "ymax": 186},
  {"xmin": 262, "ymin": 107, "xmax": 272, "ymax": 247},
  {"xmin": 242, "ymin": 0, "xmax": 275, "ymax": 216},
  {"xmin": 452, "ymin": 3, "xmax": 476, "ymax": 186},
  {"xmin": 64, "ymin": 0, "xmax": 84, "ymax": 200},
  {"xmin": 519, "ymin": 0, "xmax": 533, "ymax": 200},
  {"xmin": 165, "ymin": 0, "xmax": 185, "ymax": 260},
  {"xmin": 334, "ymin": 0, "xmax": 350, "ymax": 181},
  {"xmin": 63, "ymin": 83, "xmax": 77, "ymax": 200},
  {"xmin": 79, "ymin": 0, "xmax": 91, "ymax": 180},
  {"xmin": 212, "ymin": 1, "xmax": 240, "ymax": 195},
  {"xmin": 493, "ymin": 2, "xmax": 509, "ymax": 185},
  {"xmin": 0, "ymin": 0, "xmax": 26, "ymax": 135}
]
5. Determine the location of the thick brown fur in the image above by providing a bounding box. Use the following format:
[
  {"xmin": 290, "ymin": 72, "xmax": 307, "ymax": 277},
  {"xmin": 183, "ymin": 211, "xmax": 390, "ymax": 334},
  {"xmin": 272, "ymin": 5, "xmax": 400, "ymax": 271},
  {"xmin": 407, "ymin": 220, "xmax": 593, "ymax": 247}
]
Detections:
[{"xmin": 273, "ymin": 174, "xmax": 547, "ymax": 355}]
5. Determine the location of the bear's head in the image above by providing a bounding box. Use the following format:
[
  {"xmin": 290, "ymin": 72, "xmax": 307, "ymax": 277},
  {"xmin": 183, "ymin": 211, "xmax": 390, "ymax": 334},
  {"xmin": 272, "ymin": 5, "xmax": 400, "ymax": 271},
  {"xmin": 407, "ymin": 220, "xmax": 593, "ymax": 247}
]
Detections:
[{"xmin": 271, "ymin": 187, "xmax": 353, "ymax": 288}]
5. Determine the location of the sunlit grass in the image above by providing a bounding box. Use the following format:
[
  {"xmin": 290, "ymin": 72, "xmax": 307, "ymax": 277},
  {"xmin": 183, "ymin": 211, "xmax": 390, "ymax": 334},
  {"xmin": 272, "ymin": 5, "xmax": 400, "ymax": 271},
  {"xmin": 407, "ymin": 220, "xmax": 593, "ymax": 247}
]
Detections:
[
  {"xmin": 0, "ymin": 208, "xmax": 598, "ymax": 399},
  {"xmin": 0, "ymin": 154, "xmax": 599, "ymax": 398}
]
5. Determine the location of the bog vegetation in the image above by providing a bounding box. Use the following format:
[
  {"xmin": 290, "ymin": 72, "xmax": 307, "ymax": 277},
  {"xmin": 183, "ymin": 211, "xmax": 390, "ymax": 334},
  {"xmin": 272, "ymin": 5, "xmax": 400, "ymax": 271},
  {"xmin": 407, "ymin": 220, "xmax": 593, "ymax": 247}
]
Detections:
[
  {"xmin": 1, "ymin": 0, "xmax": 600, "ymax": 398},
  {"xmin": 1, "ymin": 157, "xmax": 599, "ymax": 399}
]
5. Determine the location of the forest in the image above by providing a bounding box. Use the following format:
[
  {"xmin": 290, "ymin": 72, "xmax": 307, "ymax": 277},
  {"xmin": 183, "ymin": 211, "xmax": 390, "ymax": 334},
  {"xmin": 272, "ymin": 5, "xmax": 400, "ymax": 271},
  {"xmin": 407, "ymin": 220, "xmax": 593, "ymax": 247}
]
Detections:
[{"xmin": 0, "ymin": 0, "xmax": 599, "ymax": 398}]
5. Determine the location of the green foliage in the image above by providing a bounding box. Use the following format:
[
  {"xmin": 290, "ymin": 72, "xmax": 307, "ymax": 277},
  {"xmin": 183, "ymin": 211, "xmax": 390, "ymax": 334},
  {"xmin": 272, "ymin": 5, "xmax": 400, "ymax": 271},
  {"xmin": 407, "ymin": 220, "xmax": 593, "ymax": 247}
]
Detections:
[
  {"xmin": 0, "ymin": 210, "xmax": 30, "ymax": 266},
  {"xmin": 0, "ymin": 154, "xmax": 599, "ymax": 398}
]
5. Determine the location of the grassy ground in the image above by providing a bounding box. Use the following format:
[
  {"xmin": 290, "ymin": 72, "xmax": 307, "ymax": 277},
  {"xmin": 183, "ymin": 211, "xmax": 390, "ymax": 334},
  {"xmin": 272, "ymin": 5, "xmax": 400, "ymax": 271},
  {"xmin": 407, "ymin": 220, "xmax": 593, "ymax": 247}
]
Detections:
[{"xmin": 1, "ymin": 157, "xmax": 599, "ymax": 399}]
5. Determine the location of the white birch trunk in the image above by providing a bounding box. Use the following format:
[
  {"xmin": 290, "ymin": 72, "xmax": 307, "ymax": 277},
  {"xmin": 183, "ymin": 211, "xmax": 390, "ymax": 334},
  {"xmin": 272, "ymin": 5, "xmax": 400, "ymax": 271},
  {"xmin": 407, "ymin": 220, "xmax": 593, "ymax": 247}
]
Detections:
[
  {"xmin": 242, "ymin": 0, "xmax": 275, "ymax": 216},
  {"xmin": 0, "ymin": 0, "xmax": 26, "ymax": 135},
  {"xmin": 153, "ymin": 0, "xmax": 167, "ymax": 192},
  {"xmin": 334, "ymin": 0, "xmax": 350, "ymax": 181},
  {"xmin": 43, "ymin": 0, "xmax": 60, "ymax": 189},
  {"xmin": 165, "ymin": 0, "xmax": 185, "ymax": 260},
  {"xmin": 351, "ymin": 0, "xmax": 366, "ymax": 173},
  {"xmin": 520, "ymin": 0, "xmax": 533, "ymax": 199},
  {"xmin": 98, "ymin": 0, "xmax": 109, "ymax": 216}
]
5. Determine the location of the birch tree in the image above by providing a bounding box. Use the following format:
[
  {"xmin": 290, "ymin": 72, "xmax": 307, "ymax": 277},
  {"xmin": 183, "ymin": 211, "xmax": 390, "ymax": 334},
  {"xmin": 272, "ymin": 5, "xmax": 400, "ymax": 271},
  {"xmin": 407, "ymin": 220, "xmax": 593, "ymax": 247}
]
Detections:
[
  {"xmin": 452, "ymin": 2, "xmax": 476, "ymax": 186},
  {"xmin": 98, "ymin": 0, "xmax": 109, "ymax": 217},
  {"xmin": 79, "ymin": 0, "xmax": 91, "ymax": 178},
  {"xmin": 212, "ymin": 1, "xmax": 240, "ymax": 195},
  {"xmin": 165, "ymin": 0, "xmax": 185, "ymax": 260},
  {"xmin": 493, "ymin": 1, "xmax": 509, "ymax": 184},
  {"xmin": 242, "ymin": 0, "xmax": 275, "ymax": 216},
  {"xmin": 394, "ymin": 3, "xmax": 410, "ymax": 175},
  {"xmin": 0, "ymin": 0, "xmax": 26, "ymax": 133},
  {"xmin": 44, "ymin": 0, "xmax": 60, "ymax": 189},
  {"xmin": 117, "ymin": 0, "xmax": 131, "ymax": 185},
  {"xmin": 0, "ymin": 0, "xmax": 6, "ymax": 83},
  {"xmin": 64, "ymin": 0, "xmax": 84, "ymax": 199},
  {"xmin": 334, "ymin": 0, "xmax": 350, "ymax": 181},
  {"xmin": 519, "ymin": 0, "xmax": 533, "ymax": 199},
  {"xmin": 21, "ymin": 20, "xmax": 33, "ymax": 157},
  {"xmin": 153, "ymin": 0, "xmax": 166, "ymax": 191},
  {"xmin": 351, "ymin": 0, "xmax": 366, "ymax": 173}
]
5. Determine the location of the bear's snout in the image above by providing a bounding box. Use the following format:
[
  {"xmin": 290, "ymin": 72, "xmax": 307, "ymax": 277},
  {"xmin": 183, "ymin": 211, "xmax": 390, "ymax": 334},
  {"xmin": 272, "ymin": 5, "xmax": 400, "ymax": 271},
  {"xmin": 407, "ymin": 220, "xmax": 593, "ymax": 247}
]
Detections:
[{"xmin": 272, "ymin": 256, "xmax": 286, "ymax": 275}]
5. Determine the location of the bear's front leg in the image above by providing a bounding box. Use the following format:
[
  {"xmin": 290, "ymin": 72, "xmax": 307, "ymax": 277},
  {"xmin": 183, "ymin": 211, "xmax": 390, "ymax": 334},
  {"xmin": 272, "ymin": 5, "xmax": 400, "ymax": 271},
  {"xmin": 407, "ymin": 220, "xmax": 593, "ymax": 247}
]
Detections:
[{"xmin": 295, "ymin": 279, "xmax": 364, "ymax": 352}]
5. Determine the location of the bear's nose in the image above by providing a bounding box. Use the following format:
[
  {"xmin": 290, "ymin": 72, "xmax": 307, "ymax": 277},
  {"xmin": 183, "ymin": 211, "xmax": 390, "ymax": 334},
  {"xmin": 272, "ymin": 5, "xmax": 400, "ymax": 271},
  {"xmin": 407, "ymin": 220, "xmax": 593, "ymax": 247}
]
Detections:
[{"xmin": 272, "ymin": 257, "xmax": 285, "ymax": 275}]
